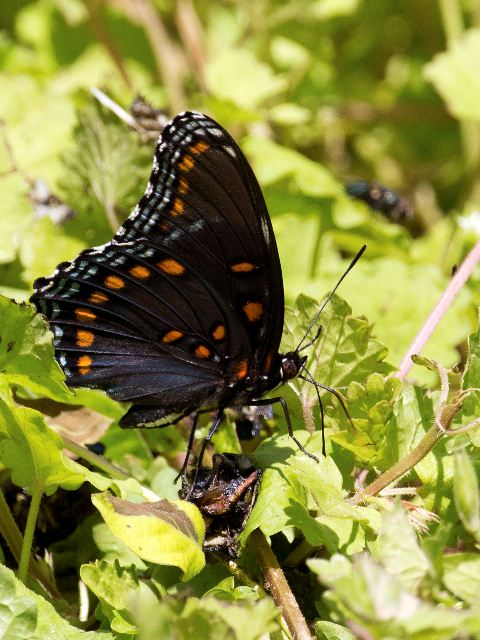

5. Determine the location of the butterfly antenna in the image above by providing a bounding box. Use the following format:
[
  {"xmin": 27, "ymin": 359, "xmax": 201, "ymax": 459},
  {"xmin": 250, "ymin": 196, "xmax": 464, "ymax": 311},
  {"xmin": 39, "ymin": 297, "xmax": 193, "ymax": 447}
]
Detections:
[
  {"xmin": 300, "ymin": 365, "xmax": 355, "ymax": 432},
  {"xmin": 296, "ymin": 245, "xmax": 366, "ymax": 353}
]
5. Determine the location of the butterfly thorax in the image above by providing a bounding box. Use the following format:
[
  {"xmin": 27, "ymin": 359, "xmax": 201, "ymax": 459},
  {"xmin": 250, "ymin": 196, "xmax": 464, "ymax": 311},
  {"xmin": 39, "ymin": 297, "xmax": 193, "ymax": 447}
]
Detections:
[{"xmin": 230, "ymin": 351, "xmax": 305, "ymax": 403}]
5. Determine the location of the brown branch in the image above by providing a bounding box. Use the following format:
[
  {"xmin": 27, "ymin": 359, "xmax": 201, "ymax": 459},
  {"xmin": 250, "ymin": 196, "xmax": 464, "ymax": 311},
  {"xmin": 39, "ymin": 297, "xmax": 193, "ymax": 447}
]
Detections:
[
  {"xmin": 111, "ymin": 0, "xmax": 187, "ymax": 113},
  {"xmin": 250, "ymin": 529, "xmax": 313, "ymax": 640},
  {"xmin": 175, "ymin": 0, "xmax": 207, "ymax": 91},
  {"xmin": 84, "ymin": 0, "xmax": 133, "ymax": 89}
]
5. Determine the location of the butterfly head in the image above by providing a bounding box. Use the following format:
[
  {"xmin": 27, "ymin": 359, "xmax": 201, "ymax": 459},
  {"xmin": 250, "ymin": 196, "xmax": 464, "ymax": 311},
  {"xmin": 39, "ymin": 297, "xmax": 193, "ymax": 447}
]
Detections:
[{"xmin": 280, "ymin": 351, "xmax": 307, "ymax": 381}]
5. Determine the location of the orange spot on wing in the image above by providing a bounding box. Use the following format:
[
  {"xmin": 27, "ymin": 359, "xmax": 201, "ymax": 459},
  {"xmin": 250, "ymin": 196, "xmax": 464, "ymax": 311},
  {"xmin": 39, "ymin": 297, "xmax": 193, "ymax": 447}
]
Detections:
[
  {"xmin": 178, "ymin": 178, "xmax": 189, "ymax": 194},
  {"xmin": 105, "ymin": 275, "xmax": 125, "ymax": 289},
  {"xmin": 231, "ymin": 262, "xmax": 255, "ymax": 273},
  {"xmin": 157, "ymin": 259, "xmax": 185, "ymax": 276},
  {"xmin": 75, "ymin": 308, "xmax": 96, "ymax": 322},
  {"xmin": 129, "ymin": 265, "xmax": 150, "ymax": 279},
  {"xmin": 179, "ymin": 154, "xmax": 194, "ymax": 172},
  {"xmin": 89, "ymin": 291, "xmax": 108, "ymax": 304},
  {"xmin": 235, "ymin": 359, "xmax": 249, "ymax": 381},
  {"xmin": 189, "ymin": 141, "xmax": 210, "ymax": 155},
  {"xmin": 194, "ymin": 344, "xmax": 211, "ymax": 359},
  {"xmin": 212, "ymin": 324, "xmax": 225, "ymax": 341},
  {"xmin": 162, "ymin": 330, "xmax": 183, "ymax": 344},
  {"xmin": 172, "ymin": 197, "xmax": 184, "ymax": 216},
  {"xmin": 77, "ymin": 355, "xmax": 92, "ymax": 375},
  {"xmin": 76, "ymin": 330, "xmax": 94, "ymax": 348},
  {"xmin": 243, "ymin": 301, "xmax": 263, "ymax": 322}
]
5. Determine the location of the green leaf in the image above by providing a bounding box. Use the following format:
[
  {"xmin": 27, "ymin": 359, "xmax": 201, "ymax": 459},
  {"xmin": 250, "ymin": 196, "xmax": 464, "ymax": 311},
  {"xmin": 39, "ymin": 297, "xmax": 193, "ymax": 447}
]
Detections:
[
  {"xmin": 0, "ymin": 564, "xmax": 114, "ymax": 639},
  {"xmin": 92, "ymin": 492, "xmax": 205, "ymax": 581},
  {"xmin": 286, "ymin": 294, "xmax": 394, "ymax": 389},
  {"xmin": 0, "ymin": 296, "xmax": 70, "ymax": 400},
  {"xmin": 0, "ymin": 174, "xmax": 33, "ymax": 265},
  {"xmin": 329, "ymin": 373, "xmax": 401, "ymax": 464},
  {"xmin": 241, "ymin": 433, "xmax": 313, "ymax": 540},
  {"xmin": 310, "ymin": 0, "xmax": 360, "ymax": 19},
  {"xmin": 243, "ymin": 136, "xmax": 340, "ymax": 197},
  {"xmin": 243, "ymin": 438, "xmax": 379, "ymax": 554},
  {"xmin": 282, "ymin": 293, "xmax": 394, "ymax": 453},
  {"xmin": 133, "ymin": 593, "xmax": 279, "ymax": 640},
  {"xmin": 19, "ymin": 217, "xmax": 85, "ymax": 285},
  {"xmin": 315, "ymin": 620, "xmax": 356, "ymax": 640},
  {"xmin": 309, "ymin": 554, "xmax": 480, "ymax": 639},
  {"xmin": 383, "ymin": 383, "xmax": 452, "ymax": 486},
  {"xmin": 80, "ymin": 560, "xmax": 145, "ymax": 634},
  {"xmin": 205, "ymin": 50, "xmax": 286, "ymax": 109},
  {"xmin": 92, "ymin": 522, "xmax": 148, "ymax": 570},
  {"xmin": 328, "ymin": 259, "xmax": 472, "ymax": 384},
  {"xmin": 370, "ymin": 507, "xmax": 431, "ymax": 592},
  {"xmin": 0, "ymin": 385, "xmax": 84, "ymax": 492},
  {"xmin": 60, "ymin": 105, "xmax": 148, "ymax": 235},
  {"xmin": 442, "ymin": 553, "xmax": 480, "ymax": 605},
  {"xmin": 424, "ymin": 29, "xmax": 480, "ymax": 121}
]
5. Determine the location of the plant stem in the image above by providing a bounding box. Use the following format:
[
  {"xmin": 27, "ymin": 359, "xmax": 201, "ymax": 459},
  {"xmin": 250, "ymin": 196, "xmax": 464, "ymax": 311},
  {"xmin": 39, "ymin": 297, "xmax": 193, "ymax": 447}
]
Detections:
[
  {"xmin": 118, "ymin": 0, "xmax": 187, "ymax": 113},
  {"xmin": 438, "ymin": 0, "xmax": 463, "ymax": 43},
  {"xmin": 84, "ymin": 0, "xmax": 133, "ymax": 89},
  {"xmin": 349, "ymin": 424, "xmax": 444, "ymax": 505},
  {"xmin": 0, "ymin": 487, "xmax": 24, "ymax": 563},
  {"xmin": 18, "ymin": 482, "xmax": 43, "ymax": 583},
  {"xmin": 62, "ymin": 436, "xmax": 130, "ymax": 480},
  {"xmin": 250, "ymin": 528, "xmax": 312, "ymax": 640},
  {"xmin": 175, "ymin": 0, "xmax": 206, "ymax": 90},
  {"xmin": 0, "ymin": 488, "xmax": 63, "ymax": 598},
  {"xmin": 396, "ymin": 239, "xmax": 480, "ymax": 380}
]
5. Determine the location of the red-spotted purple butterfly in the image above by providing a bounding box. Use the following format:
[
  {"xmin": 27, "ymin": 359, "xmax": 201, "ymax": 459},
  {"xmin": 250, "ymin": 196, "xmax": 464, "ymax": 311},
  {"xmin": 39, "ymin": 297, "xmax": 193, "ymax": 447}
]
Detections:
[{"xmin": 31, "ymin": 111, "xmax": 363, "ymax": 465}]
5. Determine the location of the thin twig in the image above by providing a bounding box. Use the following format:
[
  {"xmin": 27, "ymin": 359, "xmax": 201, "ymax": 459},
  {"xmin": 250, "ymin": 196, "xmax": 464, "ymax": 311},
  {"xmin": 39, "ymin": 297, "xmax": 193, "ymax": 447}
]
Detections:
[
  {"xmin": 90, "ymin": 87, "xmax": 141, "ymax": 131},
  {"xmin": 396, "ymin": 239, "xmax": 480, "ymax": 380},
  {"xmin": 250, "ymin": 529, "xmax": 313, "ymax": 640},
  {"xmin": 175, "ymin": 0, "xmax": 207, "ymax": 91},
  {"xmin": 0, "ymin": 119, "xmax": 33, "ymax": 188},
  {"xmin": 84, "ymin": 0, "xmax": 133, "ymax": 89},
  {"xmin": 105, "ymin": 200, "xmax": 119, "ymax": 232},
  {"xmin": 112, "ymin": 0, "xmax": 187, "ymax": 113}
]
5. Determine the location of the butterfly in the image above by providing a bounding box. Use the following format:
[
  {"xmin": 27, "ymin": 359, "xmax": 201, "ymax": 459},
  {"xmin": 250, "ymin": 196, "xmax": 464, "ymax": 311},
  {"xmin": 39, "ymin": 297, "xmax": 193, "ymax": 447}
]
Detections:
[{"xmin": 31, "ymin": 111, "xmax": 362, "ymax": 466}]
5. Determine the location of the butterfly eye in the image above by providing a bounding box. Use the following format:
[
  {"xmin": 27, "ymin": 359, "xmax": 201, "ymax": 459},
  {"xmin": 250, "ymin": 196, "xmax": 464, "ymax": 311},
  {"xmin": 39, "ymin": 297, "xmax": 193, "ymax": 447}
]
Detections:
[{"xmin": 281, "ymin": 354, "xmax": 301, "ymax": 380}]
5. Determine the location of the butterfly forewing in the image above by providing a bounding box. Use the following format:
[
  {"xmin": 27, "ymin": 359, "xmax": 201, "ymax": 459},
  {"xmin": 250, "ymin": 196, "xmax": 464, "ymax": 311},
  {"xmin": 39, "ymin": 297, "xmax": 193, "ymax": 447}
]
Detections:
[
  {"xmin": 116, "ymin": 112, "xmax": 284, "ymax": 373},
  {"xmin": 31, "ymin": 111, "xmax": 285, "ymax": 427}
]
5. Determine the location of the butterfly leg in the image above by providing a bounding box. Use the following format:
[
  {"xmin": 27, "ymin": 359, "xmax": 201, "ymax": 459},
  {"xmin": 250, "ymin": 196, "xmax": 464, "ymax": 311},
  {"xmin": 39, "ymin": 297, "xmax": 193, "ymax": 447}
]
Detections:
[
  {"xmin": 185, "ymin": 408, "xmax": 224, "ymax": 499},
  {"xmin": 298, "ymin": 373, "xmax": 326, "ymax": 456},
  {"xmin": 175, "ymin": 412, "xmax": 200, "ymax": 483},
  {"xmin": 249, "ymin": 397, "xmax": 319, "ymax": 462},
  {"xmin": 299, "ymin": 370, "xmax": 354, "ymax": 433}
]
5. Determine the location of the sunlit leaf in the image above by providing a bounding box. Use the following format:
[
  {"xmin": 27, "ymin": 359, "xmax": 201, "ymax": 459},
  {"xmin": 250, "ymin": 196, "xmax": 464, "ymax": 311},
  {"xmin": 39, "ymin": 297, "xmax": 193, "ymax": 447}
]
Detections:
[{"xmin": 92, "ymin": 492, "xmax": 205, "ymax": 581}]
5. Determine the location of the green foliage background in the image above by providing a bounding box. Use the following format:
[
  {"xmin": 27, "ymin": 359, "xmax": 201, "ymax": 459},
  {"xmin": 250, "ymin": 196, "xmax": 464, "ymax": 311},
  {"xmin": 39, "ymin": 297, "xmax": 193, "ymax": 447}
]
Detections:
[{"xmin": 2, "ymin": 1, "xmax": 480, "ymax": 639}]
